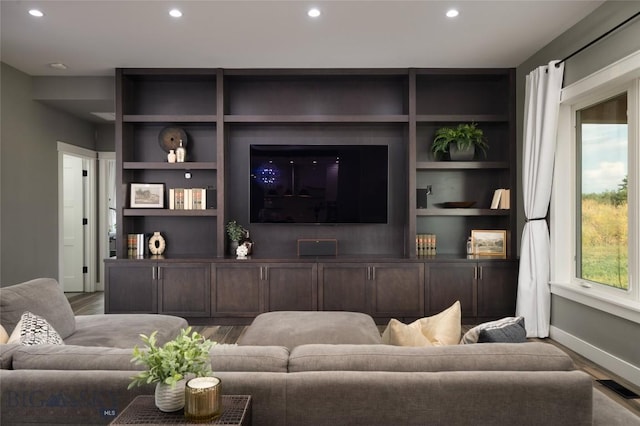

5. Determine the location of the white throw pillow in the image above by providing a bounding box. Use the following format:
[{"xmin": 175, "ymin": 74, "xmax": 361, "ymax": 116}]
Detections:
[
  {"xmin": 0, "ymin": 324, "xmax": 8, "ymax": 344},
  {"xmin": 7, "ymin": 311, "xmax": 65, "ymax": 345},
  {"xmin": 381, "ymin": 301, "xmax": 461, "ymax": 346}
]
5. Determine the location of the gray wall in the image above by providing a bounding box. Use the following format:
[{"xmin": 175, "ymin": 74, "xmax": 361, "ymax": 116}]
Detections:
[
  {"xmin": 0, "ymin": 63, "xmax": 96, "ymax": 286},
  {"xmin": 516, "ymin": 1, "xmax": 640, "ymax": 369}
]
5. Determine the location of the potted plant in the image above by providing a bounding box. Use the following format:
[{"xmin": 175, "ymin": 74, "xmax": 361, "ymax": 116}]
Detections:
[
  {"xmin": 128, "ymin": 327, "xmax": 216, "ymax": 412},
  {"xmin": 431, "ymin": 122, "xmax": 488, "ymax": 161},
  {"xmin": 226, "ymin": 220, "xmax": 247, "ymax": 255}
]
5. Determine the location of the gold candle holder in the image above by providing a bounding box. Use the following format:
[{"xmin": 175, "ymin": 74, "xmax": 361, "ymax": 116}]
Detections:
[{"xmin": 184, "ymin": 377, "xmax": 222, "ymax": 423}]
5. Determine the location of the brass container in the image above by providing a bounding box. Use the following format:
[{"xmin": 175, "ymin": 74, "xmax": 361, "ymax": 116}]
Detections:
[{"xmin": 184, "ymin": 377, "xmax": 222, "ymax": 422}]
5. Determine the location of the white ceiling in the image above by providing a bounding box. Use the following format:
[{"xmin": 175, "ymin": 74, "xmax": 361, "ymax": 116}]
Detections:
[
  {"xmin": 0, "ymin": 0, "xmax": 605, "ymax": 121},
  {"xmin": 1, "ymin": 0, "xmax": 606, "ymax": 75}
]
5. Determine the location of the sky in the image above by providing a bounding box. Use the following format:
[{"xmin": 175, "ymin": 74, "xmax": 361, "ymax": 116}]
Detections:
[{"xmin": 581, "ymin": 124, "xmax": 628, "ymax": 195}]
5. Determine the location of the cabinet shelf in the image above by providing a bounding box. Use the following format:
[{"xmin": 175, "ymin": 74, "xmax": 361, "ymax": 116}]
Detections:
[
  {"xmin": 123, "ymin": 114, "xmax": 217, "ymax": 123},
  {"xmin": 224, "ymin": 114, "xmax": 409, "ymax": 123},
  {"xmin": 416, "ymin": 208, "xmax": 510, "ymax": 216},
  {"xmin": 123, "ymin": 209, "xmax": 217, "ymax": 217},
  {"xmin": 416, "ymin": 114, "xmax": 508, "ymax": 123},
  {"xmin": 123, "ymin": 162, "xmax": 217, "ymax": 170},
  {"xmin": 416, "ymin": 161, "xmax": 509, "ymax": 170}
]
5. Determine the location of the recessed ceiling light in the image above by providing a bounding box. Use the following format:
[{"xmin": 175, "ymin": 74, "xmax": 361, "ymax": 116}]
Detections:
[
  {"xmin": 308, "ymin": 8, "xmax": 321, "ymax": 18},
  {"xmin": 29, "ymin": 9, "xmax": 44, "ymax": 17},
  {"xmin": 446, "ymin": 9, "xmax": 459, "ymax": 18},
  {"xmin": 169, "ymin": 9, "xmax": 182, "ymax": 18},
  {"xmin": 49, "ymin": 62, "xmax": 68, "ymax": 70}
]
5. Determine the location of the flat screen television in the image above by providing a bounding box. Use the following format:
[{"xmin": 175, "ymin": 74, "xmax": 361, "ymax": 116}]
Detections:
[{"xmin": 250, "ymin": 145, "xmax": 388, "ymax": 224}]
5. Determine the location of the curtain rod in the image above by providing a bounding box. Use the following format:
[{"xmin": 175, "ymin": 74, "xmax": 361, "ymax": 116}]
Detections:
[{"xmin": 555, "ymin": 10, "xmax": 640, "ymax": 68}]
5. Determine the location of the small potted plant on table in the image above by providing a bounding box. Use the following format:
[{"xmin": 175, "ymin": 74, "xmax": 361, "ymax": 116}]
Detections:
[
  {"xmin": 226, "ymin": 220, "xmax": 247, "ymax": 256},
  {"xmin": 128, "ymin": 327, "xmax": 216, "ymax": 412},
  {"xmin": 431, "ymin": 122, "xmax": 488, "ymax": 161}
]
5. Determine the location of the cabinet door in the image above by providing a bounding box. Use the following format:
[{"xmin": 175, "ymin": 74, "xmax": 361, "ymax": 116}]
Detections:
[
  {"xmin": 157, "ymin": 262, "xmax": 211, "ymax": 317},
  {"xmin": 212, "ymin": 264, "xmax": 264, "ymax": 317},
  {"xmin": 426, "ymin": 262, "xmax": 477, "ymax": 317},
  {"xmin": 477, "ymin": 261, "xmax": 518, "ymax": 319},
  {"xmin": 318, "ymin": 263, "xmax": 368, "ymax": 313},
  {"xmin": 370, "ymin": 263, "xmax": 424, "ymax": 318},
  {"xmin": 105, "ymin": 262, "xmax": 157, "ymax": 313},
  {"xmin": 266, "ymin": 263, "xmax": 318, "ymax": 311}
]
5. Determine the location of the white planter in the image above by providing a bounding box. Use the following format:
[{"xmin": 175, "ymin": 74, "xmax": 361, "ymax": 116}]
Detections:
[{"xmin": 155, "ymin": 380, "xmax": 186, "ymax": 412}]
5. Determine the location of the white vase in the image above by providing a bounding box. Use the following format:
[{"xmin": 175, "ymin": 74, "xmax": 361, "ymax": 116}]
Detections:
[{"xmin": 155, "ymin": 380, "xmax": 186, "ymax": 412}]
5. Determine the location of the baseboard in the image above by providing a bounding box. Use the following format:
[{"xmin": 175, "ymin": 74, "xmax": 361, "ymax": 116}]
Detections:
[{"xmin": 550, "ymin": 325, "xmax": 640, "ymax": 388}]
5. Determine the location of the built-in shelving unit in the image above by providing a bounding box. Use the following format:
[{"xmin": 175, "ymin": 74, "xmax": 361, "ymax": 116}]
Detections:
[{"xmin": 109, "ymin": 67, "xmax": 518, "ymax": 323}]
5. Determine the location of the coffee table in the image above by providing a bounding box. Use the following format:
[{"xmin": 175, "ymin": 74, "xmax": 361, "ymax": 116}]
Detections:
[{"xmin": 110, "ymin": 395, "xmax": 251, "ymax": 425}]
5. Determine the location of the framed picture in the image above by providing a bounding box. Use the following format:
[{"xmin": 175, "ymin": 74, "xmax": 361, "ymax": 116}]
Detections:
[
  {"xmin": 471, "ymin": 230, "xmax": 506, "ymax": 256},
  {"xmin": 130, "ymin": 183, "xmax": 164, "ymax": 208}
]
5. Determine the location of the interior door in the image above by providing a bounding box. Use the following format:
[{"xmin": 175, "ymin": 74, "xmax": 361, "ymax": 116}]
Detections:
[{"xmin": 62, "ymin": 154, "xmax": 84, "ymax": 292}]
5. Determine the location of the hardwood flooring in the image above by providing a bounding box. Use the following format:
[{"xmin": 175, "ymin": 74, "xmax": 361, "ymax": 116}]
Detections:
[{"xmin": 67, "ymin": 291, "xmax": 639, "ymax": 418}]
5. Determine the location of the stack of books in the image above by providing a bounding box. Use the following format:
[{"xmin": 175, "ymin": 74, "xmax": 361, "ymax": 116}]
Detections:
[
  {"xmin": 490, "ymin": 189, "xmax": 511, "ymax": 209},
  {"xmin": 169, "ymin": 188, "xmax": 208, "ymax": 210},
  {"xmin": 416, "ymin": 234, "xmax": 437, "ymax": 256},
  {"xmin": 127, "ymin": 233, "xmax": 146, "ymax": 258}
]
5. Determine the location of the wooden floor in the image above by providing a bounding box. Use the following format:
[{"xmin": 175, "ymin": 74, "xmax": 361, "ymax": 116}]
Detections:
[{"xmin": 67, "ymin": 291, "xmax": 639, "ymax": 417}]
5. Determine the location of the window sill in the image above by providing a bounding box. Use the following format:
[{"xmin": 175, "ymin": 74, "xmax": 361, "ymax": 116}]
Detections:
[{"xmin": 550, "ymin": 281, "xmax": 640, "ymax": 325}]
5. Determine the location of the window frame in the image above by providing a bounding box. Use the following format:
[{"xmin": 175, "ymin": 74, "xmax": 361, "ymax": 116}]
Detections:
[{"xmin": 550, "ymin": 50, "xmax": 640, "ymax": 325}]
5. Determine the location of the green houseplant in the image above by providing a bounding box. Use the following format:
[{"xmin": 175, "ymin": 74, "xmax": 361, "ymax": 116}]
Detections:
[
  {"xmin": 431, "ymin": 123, "xmax": 488, "ymax": 161},
  {"xmin": 128, "ymin": 327, "xmax": 216, "ymax": 412},
  {"xmin": 226, "ymin": 220, "xmax": 247, "ymax": 255}
]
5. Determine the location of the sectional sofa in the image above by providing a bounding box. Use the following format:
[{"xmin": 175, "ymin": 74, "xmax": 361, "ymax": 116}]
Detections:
[{"xmin": 0, "ymin": 278, "xmax": 606, "ymax": 425}]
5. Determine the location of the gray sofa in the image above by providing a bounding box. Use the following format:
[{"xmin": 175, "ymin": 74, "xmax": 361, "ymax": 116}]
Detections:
[{"xmin": 0, "ymin": 278, "xmax": 600, "ymax": 425}]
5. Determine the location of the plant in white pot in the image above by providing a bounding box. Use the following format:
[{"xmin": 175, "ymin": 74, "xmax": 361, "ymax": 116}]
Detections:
[
  {"xmin": 431, "ymin": 122, "xmax": 488, "ymax": 161},
  {"xmin": 128, "ymin": 327, "xmax": 216, "ymax": 412},
  {"xmin": 226, "ymin": 220, "xmax": 247, "ymax": 256}
]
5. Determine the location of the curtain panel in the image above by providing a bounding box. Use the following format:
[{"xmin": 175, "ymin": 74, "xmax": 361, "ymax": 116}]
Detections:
[{"xmin": 516, "ymin": 61, "xmax": 565, "ymax": 338}]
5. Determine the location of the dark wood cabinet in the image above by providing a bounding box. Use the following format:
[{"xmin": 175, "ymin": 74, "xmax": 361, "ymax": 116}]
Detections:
[
  {"xmin": 264, "ymin": 263, "xmax": 318, "ymax": 311},
  {"xmin": 157, "ymin": 262, "xmax": 211, "ymax": 317},
  {"xmin": 212, "ymin": 264, "xmax": 264, "ymax": 318},
  {"xmin": 426, "ymin": 260, "xmax": 518, "ymax": 321},
  {"xmin": 319, "ymin": 262, "xmax": 424, "ymax": 321},
  {"xmin": 476, "ymin": 261, "xmax": 519, "ymax": 319},
  {"xmin": 105, "ymin": 261, "xmax": 157, "ymax": 313}
]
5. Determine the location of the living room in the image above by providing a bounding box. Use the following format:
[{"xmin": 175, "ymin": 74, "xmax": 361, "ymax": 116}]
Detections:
[{"xmin": 1, "ymin": 1, "xmax": 640, "ymax": 424}]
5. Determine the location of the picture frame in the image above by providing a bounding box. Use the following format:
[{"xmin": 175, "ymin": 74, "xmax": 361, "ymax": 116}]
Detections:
[
  {"xmin": 471, "ymin": 229, "xmax": 506, "ymax": 256},
  {"xmin": 130, "ymin": 183, "xmax": 164, "ymax": 208}
]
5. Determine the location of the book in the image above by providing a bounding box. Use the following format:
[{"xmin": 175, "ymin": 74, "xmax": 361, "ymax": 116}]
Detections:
[
  {"xmin": 490, "ymin": 189, "xmax": 503, "ymax": 209},
  {"xmin": 499, "ymin": 189, "xmax": 511, "ymax": 209}
]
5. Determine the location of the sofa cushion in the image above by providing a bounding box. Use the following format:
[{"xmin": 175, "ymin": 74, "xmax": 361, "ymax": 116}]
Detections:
[
  {"xmin": 461, "ymin": 316, "xmax": 526, "ymax": 344},
  {"xmin": 237, "ymin": 311, "xmax": 382, "ymax": 349},
  {"xmin": 288, "ymin": 342, "xmax": 575, "ymax": 372},
  {"xmin": 64, "ymin": 314, "xmax": 188, "ymax": 348},
  {"xmin": 0, "ymin": 278, "xmax": 76, "ymax": 339},
  {"xmin": 381, "ymin": 301, "xmax": 461, "ymax": 346},
  {"xmin": 209, "ymin": 345, "xmax": 290, "ymax": 372},
  {"xmin": 7, "ymin": 311, "xmax": 65, "ymax": 345},
  {"xmin": 11, "ymin": 344, "xmax": 290, "ymax": 373},
  {"xmin": 11, "ymin": 345, "xmax": 139, "ymax": 370}
]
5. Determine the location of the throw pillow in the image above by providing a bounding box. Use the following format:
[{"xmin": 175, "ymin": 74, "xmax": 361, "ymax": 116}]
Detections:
[
  {"xmin": 0, "ymin": 324, "xmax": 8, "ymax": 344},
  {"xmin": 460, "ymin": 316, "xmax": 526, "ymax": 344},
  {"xmin": 7, "ymin": 311, "xmax": 65, "ymax": 346},
  {"xmin": 477, "ymin": 316, "xmax": 526, "ymax": 343},
  {"xmin": 382, "ymin": 301, "xmax": 461, "ymax": 347}
]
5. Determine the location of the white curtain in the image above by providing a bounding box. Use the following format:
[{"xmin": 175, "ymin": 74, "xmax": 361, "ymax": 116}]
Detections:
[
  {"xmin": 106, "ymin": 160, "xmax": 116, "ymax": 234},
  {"xmin": 516, "ymin": 60, "xmax": 565, "ymax": 338}
]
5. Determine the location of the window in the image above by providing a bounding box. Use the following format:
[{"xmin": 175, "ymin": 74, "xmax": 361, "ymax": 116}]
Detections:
[
  {"xmin": 551, "ymin": 52, "xmax": 639, "ymax": 319},
  {"xmin": 576, "ymin": 93, "xmax": 628, "ymax": 290}
]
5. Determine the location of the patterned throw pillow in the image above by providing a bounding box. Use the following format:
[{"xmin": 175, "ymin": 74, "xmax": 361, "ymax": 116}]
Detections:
[
  {"xmin": 460, "ymin": 316, "xmax": 526, "ymax": 344},
  {"xmin": 7, "ymin": 311, "xmax": 65, "ymax": 345}
]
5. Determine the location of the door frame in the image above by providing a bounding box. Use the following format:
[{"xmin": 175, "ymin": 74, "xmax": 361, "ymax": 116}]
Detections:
[{"xmin": 57, "ymin": 142, "xmax": 97, "ymax": 292}]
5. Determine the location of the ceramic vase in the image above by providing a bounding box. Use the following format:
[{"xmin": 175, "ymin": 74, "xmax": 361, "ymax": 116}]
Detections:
[{"xmin": 154, "ymin": 380, "xmax": 186, "ymax": 412}]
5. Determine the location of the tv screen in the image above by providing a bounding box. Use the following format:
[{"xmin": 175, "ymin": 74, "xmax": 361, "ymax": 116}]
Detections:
[{"xmin": 250, "ymin": 145, "xmax": 388, "ymax": 224}]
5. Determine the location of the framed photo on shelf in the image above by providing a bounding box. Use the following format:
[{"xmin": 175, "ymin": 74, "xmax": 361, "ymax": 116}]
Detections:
[
  {"xmin": 471, "ymin": 230, "xmax": 506, "ymax": 256},
  {"xmin": 130, "ymin": 183, "xmax": 164, "ymax": 208}
]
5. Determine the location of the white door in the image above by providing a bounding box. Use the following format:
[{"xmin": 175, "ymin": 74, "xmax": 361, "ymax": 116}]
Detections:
[{"xmin": 62, "ymin": 154, "xmax": 84, "ymax": 292}]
